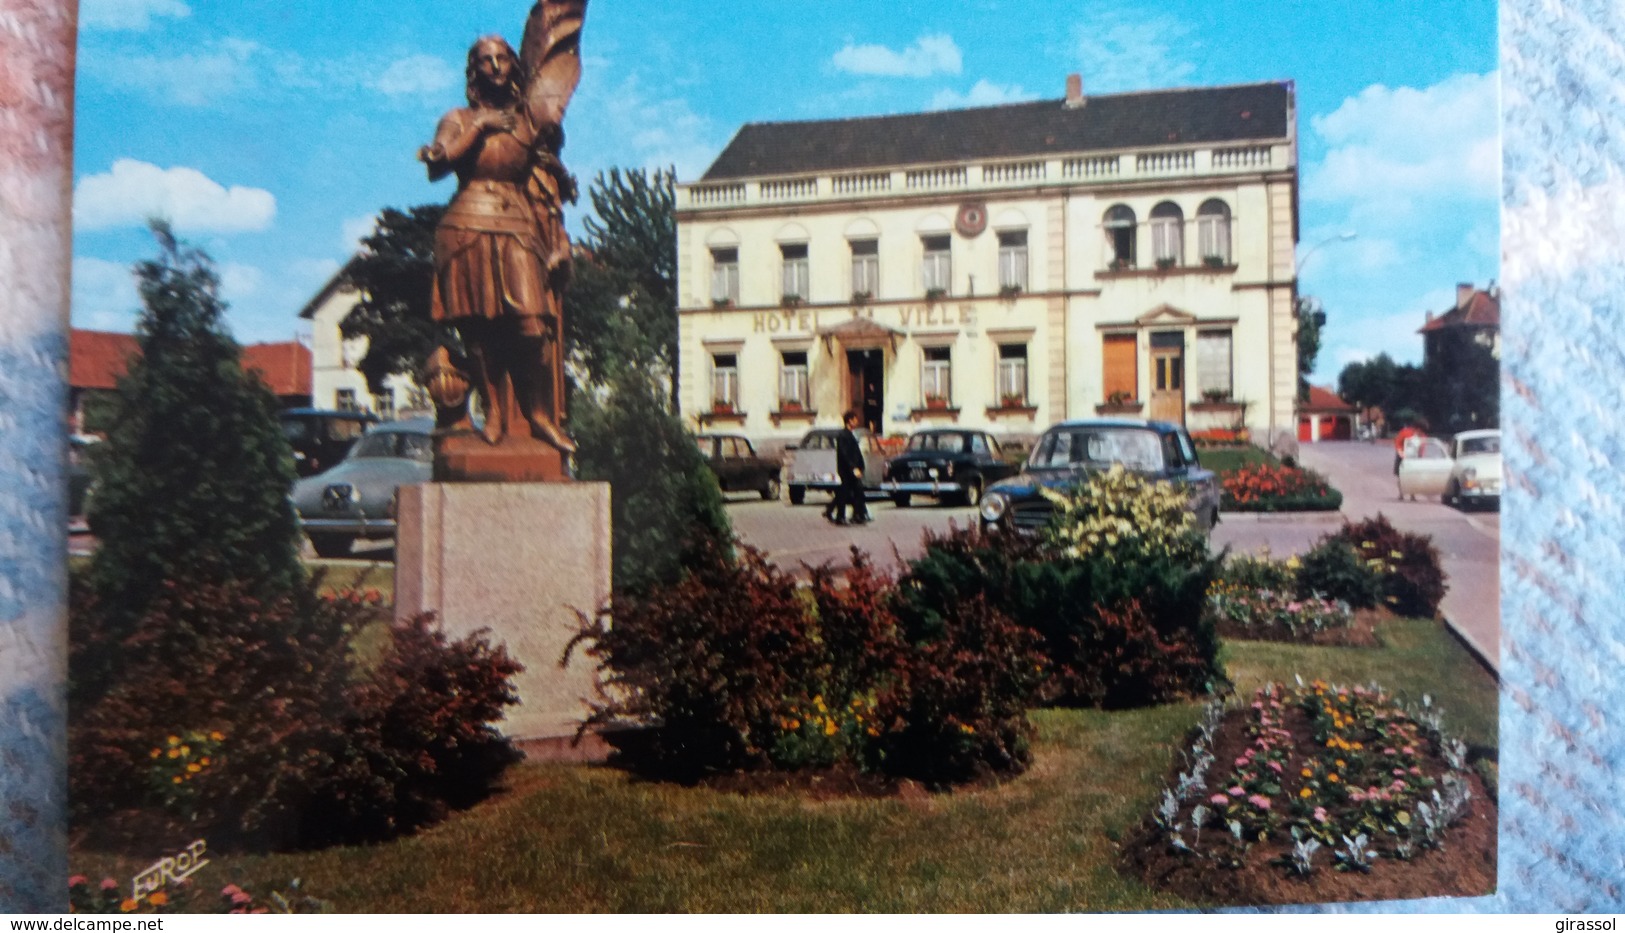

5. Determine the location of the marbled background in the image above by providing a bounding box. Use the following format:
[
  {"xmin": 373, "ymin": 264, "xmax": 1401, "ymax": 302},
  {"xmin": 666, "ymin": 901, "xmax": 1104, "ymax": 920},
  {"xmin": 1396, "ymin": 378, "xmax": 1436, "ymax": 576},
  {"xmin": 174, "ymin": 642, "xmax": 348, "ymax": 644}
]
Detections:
[{"xmin": 3, "ymin": 0, "xmax": 1624, "ymax": 914}]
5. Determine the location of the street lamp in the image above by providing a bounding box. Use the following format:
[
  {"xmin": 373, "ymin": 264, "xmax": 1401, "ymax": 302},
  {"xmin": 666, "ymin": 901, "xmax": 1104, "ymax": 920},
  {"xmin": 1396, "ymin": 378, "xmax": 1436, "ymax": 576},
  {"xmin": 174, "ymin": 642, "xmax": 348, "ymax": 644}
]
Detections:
[{"xmin": 1296, "ymin": 230, "xmax": 1357, "ymax": 275}]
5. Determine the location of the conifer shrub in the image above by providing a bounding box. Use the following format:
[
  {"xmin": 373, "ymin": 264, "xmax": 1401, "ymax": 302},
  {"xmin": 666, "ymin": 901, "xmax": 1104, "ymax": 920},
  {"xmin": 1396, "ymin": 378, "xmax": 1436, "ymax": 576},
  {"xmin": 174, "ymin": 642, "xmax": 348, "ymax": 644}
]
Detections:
[{"xmin": 1295, "ymin": 539, "xmax": 1383, "ymax": 609}]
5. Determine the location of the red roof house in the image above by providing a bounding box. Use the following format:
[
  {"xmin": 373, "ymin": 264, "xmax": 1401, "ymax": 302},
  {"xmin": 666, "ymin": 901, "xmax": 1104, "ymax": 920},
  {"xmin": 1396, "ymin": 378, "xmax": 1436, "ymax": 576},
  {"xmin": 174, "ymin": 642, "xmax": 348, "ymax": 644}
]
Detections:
[{"xmin": 1296, "ymin": 385, "xmax": 1356, "ymax": 443}]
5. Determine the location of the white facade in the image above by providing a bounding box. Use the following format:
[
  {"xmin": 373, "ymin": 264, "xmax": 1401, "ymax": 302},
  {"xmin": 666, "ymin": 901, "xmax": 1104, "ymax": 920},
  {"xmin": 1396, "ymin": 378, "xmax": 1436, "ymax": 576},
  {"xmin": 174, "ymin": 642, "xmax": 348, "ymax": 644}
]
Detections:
[
  {"xmin": 299, "ymin": 272, "xmax": 418, "ymax": 418},
  {"xmin": 675, "ymin": 81, "xmax": 1301, "ymax": 453}
]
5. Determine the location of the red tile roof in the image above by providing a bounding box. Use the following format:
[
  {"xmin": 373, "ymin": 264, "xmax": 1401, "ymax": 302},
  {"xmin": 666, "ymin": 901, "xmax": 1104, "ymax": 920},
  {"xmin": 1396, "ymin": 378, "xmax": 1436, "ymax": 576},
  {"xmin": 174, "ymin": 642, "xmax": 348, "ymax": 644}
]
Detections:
[
  {"xmin": 69, "ymin": 329, "xmax": 140, "ymax": 391},
  {"xmin": 1301, "ymin": 385, "xmax": 1355, "ymax": 412},
  {"xmin": 1420, "ymin": 289, "xmax": 1500, "ymax": 333},
  {"xmin": 69, "ymin": 329, "xmax": 311, "ymax": 398}
]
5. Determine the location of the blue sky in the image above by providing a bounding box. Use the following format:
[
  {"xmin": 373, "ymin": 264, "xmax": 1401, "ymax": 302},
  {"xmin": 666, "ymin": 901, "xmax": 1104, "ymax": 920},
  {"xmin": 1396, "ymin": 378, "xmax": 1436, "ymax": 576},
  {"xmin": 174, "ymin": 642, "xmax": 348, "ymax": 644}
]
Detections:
[{"xmin": 71, "ymin": 0, "xmax": 1498, "ymax": 383}]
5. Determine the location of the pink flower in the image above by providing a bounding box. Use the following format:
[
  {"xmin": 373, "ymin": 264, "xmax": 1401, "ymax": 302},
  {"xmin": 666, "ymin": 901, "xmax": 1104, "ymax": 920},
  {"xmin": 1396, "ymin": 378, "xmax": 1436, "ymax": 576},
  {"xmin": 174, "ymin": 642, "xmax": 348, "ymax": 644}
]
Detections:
[
  {"xmin": 1384, "ymin": 748, "xmax": 1397, "ymax": 756},
  {"xmin": 1410, "ymin": 766, "xmax": 1423, "ymax": 776},
  {"xmin": 221, "ymin": 885, "xmax": 242, "ymax": 897},
  {"xmin": 1248, "ymin": 794, "xmax": 1272, "ymax": 811},
  {"xmin": 1313, "ymin": 807, "xmax": 1329, "ymax": 823},
  {"xmin": 1251, "ymin": 702, "xmax": 1263, "ymax": 711},
  {"xmin": 1393, "ymin": 768, "xmax": 1406, "ymax": 777},
  {"xmin": 1267, "ymin": 761, "xmax": 1284, "ymax": 774},
  {"xmin": 1210, "ymin": 794, "xmax": 1228, "ymax": 806},
  {"xmin": 1403, "ymin": 745, "xmax": 1416, "ymax": 755},
  {"xmin": 1234, "ymin": 757, "xmax": 1248, "ymax": 768},
  {"xmin": 69, "ymin": 875, "xmax": 87, "ymax": 888},
  {"xmin": 1229, "ymin": 786, "xmax": 1245, "ymax": 797},
  {"xmin": 231, "ymin": 892, "xmax": 252, "ymax": 905},
  {"xmin": 1348, "ymin": 789, "xmax": 1365, "ymax": 802},
  {"xmin": 101, "ymin": 879, "xmax": 118, "ymax": 892}
]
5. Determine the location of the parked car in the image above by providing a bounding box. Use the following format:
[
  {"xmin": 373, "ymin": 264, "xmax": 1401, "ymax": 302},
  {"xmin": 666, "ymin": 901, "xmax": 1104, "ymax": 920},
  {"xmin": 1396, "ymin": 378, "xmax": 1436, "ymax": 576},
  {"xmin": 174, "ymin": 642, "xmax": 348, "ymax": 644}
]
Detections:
[
  {"xmin": 1398, "ymin": 428, "xmax": 1500, "ymax": 509},
  {"xmin": 785, "ymin": 426, "xmax": 885, "ymax": 505},
  {"xmin": 696, "ymin": 433, "xmax": 781, "ymax": 500},
  {"xmin": 881, "ymin": 428, "xmax": 1019, "ymax": 507},
  {"xmin": 978, "ymin": 418, "xmax": 1221, "ymax": 535},
  {"xmin": 291, "ymin": 418, "xmax": 432, "ymax": 558},
  {"xmin": 278, "ymin": 408, "xmax": 380, "ymax": 477}
]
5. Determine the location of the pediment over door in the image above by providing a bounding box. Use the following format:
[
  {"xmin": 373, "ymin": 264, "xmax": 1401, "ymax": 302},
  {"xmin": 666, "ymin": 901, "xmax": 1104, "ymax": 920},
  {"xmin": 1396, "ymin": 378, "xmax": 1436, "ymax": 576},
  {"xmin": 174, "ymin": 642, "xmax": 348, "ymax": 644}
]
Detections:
[{"xmin": 1135, "ymin": 304, "xmax": 1199, "ymax": 328}]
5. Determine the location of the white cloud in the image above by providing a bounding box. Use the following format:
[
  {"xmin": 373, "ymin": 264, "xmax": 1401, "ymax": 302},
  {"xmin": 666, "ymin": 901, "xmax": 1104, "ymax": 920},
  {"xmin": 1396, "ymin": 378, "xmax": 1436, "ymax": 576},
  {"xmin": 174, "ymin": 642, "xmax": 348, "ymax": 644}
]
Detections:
[
  {"xmin": 80, "ymin": 0, "xmax": 190, "ymax": 31},
  {"xmin": 1068, "ymin": 10, "xmax": 1196, "ymax": 93},
  {"xmin": 74, "ymin": 159, "xmax": 276, "ymax": 233},
  {"xmin": 832, "ymin": 34, "xmax": 962, "ymax": 78},
  {"xmin": 341, "ymin": 215, "xmax": 378, "ymax": 253},
  {"xmin": 219, "ymin": 262, "xmax": 265, "ymax": 303},
  {"xmin": 83, "ymin": 38, "xmax": 260, "ymax": 106},
  {"xmin": 929, "ymin": 79, "xmax": 1033, "ymax": 111},
  {"xmin": 1307, "ymin": 72, "xmax": 1499, "ymax": 204},
  {"xmin": 71, "ymin": 257, "xmax": 141, "ymax": 331},
  {"xmin": 573, "ymin": 72, "xmax": 721, "ymax": 180},
  {"xmin": 373, "ymin": 55, "xmax": 459, "ymax": 97}
]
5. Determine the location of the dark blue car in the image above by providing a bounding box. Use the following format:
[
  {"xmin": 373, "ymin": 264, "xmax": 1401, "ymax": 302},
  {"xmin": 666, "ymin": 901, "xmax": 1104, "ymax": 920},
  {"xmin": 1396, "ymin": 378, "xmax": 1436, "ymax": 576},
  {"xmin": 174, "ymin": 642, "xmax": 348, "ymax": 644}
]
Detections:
[{"xmin": 978, "ymin": 418, "xmax": 1220, "ymax": 535}]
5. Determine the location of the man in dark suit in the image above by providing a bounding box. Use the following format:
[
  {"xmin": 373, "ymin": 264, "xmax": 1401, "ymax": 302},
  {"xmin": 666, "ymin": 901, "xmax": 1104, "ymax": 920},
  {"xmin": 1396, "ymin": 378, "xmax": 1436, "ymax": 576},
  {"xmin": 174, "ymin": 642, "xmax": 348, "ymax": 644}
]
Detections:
[{"xmin": 826, "ymin": 409, "xmax": 870, "ymax": 525}]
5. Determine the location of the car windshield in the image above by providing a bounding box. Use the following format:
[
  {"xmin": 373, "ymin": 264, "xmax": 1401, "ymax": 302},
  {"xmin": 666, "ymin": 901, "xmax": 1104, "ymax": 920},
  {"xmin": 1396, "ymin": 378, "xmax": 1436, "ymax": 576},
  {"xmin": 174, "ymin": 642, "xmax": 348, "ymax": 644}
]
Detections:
[
  {"xmin": 1459, "ymin": 436, "xmax": 1500, "ymax": 456},
  {"xmin": 1028, "ymin": 427, "xmax": 1165, "ymax": 472},
  {"xmin": 351, "ymin": 432, "xmax": 432, "ymax": 462},
  {"xmin": 907, "ymin": 433, "xmax": 966, "ymax": 453}
]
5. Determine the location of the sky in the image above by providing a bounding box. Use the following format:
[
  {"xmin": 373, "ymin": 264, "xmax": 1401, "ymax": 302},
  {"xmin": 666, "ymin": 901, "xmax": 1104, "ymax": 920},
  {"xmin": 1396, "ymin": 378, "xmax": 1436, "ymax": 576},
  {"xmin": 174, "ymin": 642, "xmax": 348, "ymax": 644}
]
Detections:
[{"xmin": 71, "ymin": 0, "xmax": 1499, "ymax": 384}]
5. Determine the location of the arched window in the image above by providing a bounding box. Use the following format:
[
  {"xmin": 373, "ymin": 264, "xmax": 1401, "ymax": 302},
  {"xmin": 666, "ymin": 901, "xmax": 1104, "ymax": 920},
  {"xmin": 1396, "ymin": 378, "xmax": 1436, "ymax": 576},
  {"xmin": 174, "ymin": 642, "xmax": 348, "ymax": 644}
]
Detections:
[
  {"xmin": 1150, "ymin": 202, "xmax": 1184, "ymax": 267},
  {"xmin": 1197, "ymin": 199, "xmax": 1232, "ymax": 266},
  {"xmin": 1104, "ymin": 205, "xmax": 1136, "ymax": 268}
]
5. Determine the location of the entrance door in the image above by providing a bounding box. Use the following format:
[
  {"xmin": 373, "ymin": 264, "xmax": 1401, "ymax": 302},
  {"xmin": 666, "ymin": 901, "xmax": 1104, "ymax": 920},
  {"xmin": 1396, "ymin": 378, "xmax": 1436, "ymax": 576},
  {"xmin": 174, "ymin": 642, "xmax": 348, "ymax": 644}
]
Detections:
[
  {"xmin": 846, "ymin": 348, "xmax": 885, "ymax": 433},
  {"xmin": 1149, "ymin": 332, "xmax": 1185, "ymax": 424}
]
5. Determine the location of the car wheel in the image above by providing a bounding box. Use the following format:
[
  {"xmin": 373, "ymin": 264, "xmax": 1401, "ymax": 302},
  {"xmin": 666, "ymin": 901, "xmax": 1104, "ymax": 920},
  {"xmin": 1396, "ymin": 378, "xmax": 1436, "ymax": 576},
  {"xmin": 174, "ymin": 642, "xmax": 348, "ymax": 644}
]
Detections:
[
  {"xmin": 788, "ymin": 484, "xmax": 805, "ymax": 505},
  {"xmin": 309, "ymin": 533, "xmax": 354, "ymax": 559},
  {"xmin": 893, "ymin": 493, "xmax": 912, "ymax": 508},
  {"xmin": 961, "ymin": 477, "xmax": 983, "ymax": 507},
  {"xmin": 762, "ymin": 477, "xmax": 781, "ymax": 501}
]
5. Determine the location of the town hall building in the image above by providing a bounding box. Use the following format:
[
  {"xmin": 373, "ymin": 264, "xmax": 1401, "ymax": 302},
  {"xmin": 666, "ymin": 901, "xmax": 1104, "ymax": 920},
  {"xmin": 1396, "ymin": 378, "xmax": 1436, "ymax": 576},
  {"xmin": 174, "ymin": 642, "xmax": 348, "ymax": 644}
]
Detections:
[{"xmin": 674, "ymin": 75, "xmax": 1302, "ymax": 452}]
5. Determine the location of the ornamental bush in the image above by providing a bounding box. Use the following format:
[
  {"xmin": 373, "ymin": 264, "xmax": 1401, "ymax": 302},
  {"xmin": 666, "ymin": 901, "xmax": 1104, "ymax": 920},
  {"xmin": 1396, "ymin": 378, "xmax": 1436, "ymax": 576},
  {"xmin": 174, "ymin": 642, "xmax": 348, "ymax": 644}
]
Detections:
[
  {"xmin": 1295, "ymin": 540, "xmax": 1384, "ymax": 610},
  {"xmin": 1322, "ymin": 516, "xmax": 1448, "ymax": 618},
  {"xmin": 1041, "ymin": 465, "xmax": 1207, "ymax": 567}
]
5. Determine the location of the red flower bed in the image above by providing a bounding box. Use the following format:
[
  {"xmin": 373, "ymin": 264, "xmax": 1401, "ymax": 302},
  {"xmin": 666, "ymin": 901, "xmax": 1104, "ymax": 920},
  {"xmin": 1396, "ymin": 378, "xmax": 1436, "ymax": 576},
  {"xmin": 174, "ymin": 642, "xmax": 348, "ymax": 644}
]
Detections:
[
  {"xmin": 1191, "ymin": 428, "xmax": 1250, "ymax": 446},
  {"xmin": 1220, "ymin": 463, "xmax": 1342, "ymax": 512}
]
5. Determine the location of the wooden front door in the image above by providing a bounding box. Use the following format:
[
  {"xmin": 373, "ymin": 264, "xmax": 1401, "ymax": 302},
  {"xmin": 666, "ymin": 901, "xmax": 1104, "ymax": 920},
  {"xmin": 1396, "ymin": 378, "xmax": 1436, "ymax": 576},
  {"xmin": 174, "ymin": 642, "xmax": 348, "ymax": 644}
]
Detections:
[
  {"xmin": 1149, "ymin": 333, "xmax": 1185, "ymax": 424},
  {"xmin": 846, "ymin": 348, "xmax": 885, "ymax": 433}
]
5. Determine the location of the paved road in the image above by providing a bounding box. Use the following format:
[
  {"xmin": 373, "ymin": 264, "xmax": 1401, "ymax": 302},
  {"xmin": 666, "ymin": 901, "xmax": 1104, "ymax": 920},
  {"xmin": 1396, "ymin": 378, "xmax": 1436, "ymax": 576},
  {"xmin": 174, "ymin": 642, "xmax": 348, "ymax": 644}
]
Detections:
[{"xmin": 727, "ymin": 442, "xmax": 1500, "ymax": 671}]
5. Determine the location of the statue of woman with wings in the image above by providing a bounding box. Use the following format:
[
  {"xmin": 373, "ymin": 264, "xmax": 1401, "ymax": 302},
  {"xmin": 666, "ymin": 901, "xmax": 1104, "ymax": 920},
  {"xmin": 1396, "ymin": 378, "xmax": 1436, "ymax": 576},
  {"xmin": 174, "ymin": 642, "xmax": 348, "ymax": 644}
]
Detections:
[{"xmin": 419, "ymin": 0, "xmax": 586, "ymax": 464}]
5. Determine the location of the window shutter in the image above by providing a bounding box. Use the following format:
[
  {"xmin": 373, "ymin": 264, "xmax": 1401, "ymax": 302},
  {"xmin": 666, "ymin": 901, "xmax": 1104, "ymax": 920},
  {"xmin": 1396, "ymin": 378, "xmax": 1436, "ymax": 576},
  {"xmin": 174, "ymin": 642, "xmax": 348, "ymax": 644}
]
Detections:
[{"xmin": 1103, "ymin": 334, "xmax": 1137, "ymax": 397}]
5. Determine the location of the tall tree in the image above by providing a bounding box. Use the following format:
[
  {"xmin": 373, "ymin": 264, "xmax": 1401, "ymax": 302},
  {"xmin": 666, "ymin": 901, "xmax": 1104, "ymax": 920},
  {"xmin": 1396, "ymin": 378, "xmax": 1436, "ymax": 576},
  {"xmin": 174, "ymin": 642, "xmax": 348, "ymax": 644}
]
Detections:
[
  {"xmin": 84, "ymin": 222, "xmax": 305, "ymax": 634},
  {"xmin": 572, "ymin": 167, "xmax": 678, "ymax": 398},
  {"xmin": 1296, "ymin": 295, "xmax": 1326, "ymax": 402},
  {"xmin": 337, "ymin": 205, "xmax": 445, "ymax": 395},
  {"xmin": 1420, "ymin": 331, "xmax": 1499, "ymax": 433},
  {"xmin": 1338, "ymin": 353, "xmax": 1426, "ymax": 430}
]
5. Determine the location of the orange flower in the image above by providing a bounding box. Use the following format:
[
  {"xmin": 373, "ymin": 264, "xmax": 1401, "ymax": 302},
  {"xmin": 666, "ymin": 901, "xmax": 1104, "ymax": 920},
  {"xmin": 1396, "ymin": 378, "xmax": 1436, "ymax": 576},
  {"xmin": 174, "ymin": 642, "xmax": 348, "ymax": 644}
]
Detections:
[
  {"xmin": 120, "ymin": 898, "xmax": 138, "ymax": 912},
  {"xmin": 149, "ymin": 893, "xmax": 169, "ymax": 907}
]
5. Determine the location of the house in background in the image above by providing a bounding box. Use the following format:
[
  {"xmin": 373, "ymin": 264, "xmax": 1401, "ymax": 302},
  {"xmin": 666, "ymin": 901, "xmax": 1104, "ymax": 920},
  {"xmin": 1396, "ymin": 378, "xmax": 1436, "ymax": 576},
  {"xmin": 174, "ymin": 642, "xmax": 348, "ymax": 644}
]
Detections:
[
  {"xmin": 1418, "ymin": 282, "xmax": 1500, "ymax": 433},
  {"xmin": 674, "ymin": 74, "xmax": 1302, "ymax": 456},
  {"xmin": 1296, "ymin": 384, "xmax": 1356, "ymax": 442},
  {"xmin": 296, "ymin": 266, "xmax": 418, "ymax": 418},
  {"xmin": 69, "ymin": 329, "xmax": 311, "ymax": 434},
  {"xmin": 1421, "ymin": 282, "xmax": 1500, "ymax": 363}
]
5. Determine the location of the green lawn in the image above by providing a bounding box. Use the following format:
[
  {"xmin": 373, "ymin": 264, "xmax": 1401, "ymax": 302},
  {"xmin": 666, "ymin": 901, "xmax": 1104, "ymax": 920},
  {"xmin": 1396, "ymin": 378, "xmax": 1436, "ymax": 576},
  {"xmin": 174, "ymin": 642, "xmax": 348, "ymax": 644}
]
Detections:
[
  {"xmin": 1196, "ymin": 445, "xmax": 1277, "ymax": 473},
  {"xmin": 70, "ymin": 617, "xmax": 1496, "ymax": 912}
]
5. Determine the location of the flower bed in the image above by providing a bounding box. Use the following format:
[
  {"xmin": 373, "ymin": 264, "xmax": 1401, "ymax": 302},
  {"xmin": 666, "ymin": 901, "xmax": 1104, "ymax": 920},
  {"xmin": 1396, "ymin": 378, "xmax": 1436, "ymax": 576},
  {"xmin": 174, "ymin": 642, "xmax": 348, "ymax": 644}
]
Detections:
[
  {"xmin": 1119, "ymin": 681, "xmax": 1495, "ymax": 905},
  {"xmin": 1220, "ymin": 463, "xmax": 1342, "ymax": 512},
  {"xmin": 1206, "ymin": 582, "xmax": 1362, "ymax": 645},
  {"xmin": 1191, "ymin": 427, "xmax": 1250, "ymax": 447}
]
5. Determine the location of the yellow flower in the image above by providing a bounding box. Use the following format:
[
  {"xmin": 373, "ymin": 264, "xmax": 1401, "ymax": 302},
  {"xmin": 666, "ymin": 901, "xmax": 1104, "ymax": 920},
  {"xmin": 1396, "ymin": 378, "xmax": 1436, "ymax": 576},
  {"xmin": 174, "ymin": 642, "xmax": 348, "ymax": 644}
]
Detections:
[
  {"xmin": 179, "ymin": 745, "xmax": 190, "ymax": 756},
  {"xmin": 172, "ymin": 776, "xmax": 182, "ymax": 784},
  {"xmin": 1300, "ymin": 788, "xmax": 1313, "ymax": 798},
  {"xmin": 209, "ymin": 731, "xmax": 225, "ymax": 741},
  {"xmin": 788, "ymin": 719, "xmax": 800, "ymax": 731},
  {"xmin": 1328, "ymin": 774, "xmax": 1340, "ymax": 784},
  {"xmin": 959, "ymin": 723, "xmax": 974, "ymax": 734},
  {"xmin": 186, "ymin": 763, "xmax": 202, "ymax": 773},
  {"xmin": 824, "ymin": 719, "xmax": 837, "ymax": 736},
  {"xmin": 167, "ymin": 736, "xmax": 180, "ymax": 746},
  {"xmin": 199, "ymin": 757, "xmax": 210, "ymax": 766},
  {"xmin": 1301, "ymin": 768, "xmax": 1313, "ymax": 778},
  {"xmin": 149, "ymin": 749, "xmax": 161, "ymax": 759},
  {"xmin": 1335, "ymin": 759, "xmax": 1346, "ymax": 768},
  {"xmin": 148, "ymin": 893, "xmax": 168, "ymax": 908},
  {"xmin": 1352, "ymin": 742, "xmax": 1364, "ymax": 750},
  {"xmin": 166, "ymin": 749, "xmax": 180, "ymax": 759}
]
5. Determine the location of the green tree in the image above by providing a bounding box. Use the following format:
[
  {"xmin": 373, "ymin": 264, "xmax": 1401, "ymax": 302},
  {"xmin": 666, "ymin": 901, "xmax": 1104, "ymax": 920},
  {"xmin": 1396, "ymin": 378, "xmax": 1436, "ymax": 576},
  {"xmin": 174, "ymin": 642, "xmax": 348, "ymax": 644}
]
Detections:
[
  {"xmin": 570, "ymin": 167, "xmax": 679, "ymax": 396},
  {"xmin": 1420, "ymin": 331, "xmax": 1499, "ymax": 433},
  {"xmin": 1296, "ymin": 295, "xmax": 1326, "ymax": 401},
  {"xmin": 1338, "ymin": 353, "xmax": 1426, "ymax": 431},
  {"xmin": 84, "ymin": 222, "xmax": 305, "ymax": 638},
  {"xmin": 337, "ymin": 205, "xmax": 445, "ymax": 395}
]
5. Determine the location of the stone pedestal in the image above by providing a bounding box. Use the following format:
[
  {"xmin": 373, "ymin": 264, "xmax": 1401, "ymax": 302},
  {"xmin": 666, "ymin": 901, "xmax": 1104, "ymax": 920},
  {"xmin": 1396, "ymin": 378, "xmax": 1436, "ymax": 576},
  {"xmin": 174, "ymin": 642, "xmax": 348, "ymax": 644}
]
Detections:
[
  {"xmin": 435, "ymin": 431, "xmax": 569, "ymax": 483},
  {"xmin": 395, "ymin": 482, "xmax": 610, "ymax": 741}
]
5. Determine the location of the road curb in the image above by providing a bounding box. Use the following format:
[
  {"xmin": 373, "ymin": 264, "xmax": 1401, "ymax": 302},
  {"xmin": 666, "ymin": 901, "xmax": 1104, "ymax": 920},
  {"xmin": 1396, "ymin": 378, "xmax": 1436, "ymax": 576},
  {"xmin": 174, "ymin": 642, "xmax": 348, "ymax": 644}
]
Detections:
[
  {"xmin": 1218, "ymin": 511, "xmax": 1345, "ymax": 524},
  {"xmin": 1440, "ymin": 613, "xmax": 1500, "ymax": 681}
]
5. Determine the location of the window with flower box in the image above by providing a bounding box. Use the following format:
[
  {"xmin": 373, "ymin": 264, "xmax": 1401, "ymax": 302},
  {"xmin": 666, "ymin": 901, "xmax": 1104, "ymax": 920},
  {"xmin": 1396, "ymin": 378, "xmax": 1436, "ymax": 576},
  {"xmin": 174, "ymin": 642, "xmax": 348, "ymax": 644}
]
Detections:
[
  {"xmin": 921, "ymin": 346, "xmax": 952, "ymax": 406},
  {"xmin": 1196, "ymin": 330, "xmax": 1234, "ymax": 399},
  {"xmin": 997, "ymin": 343, "xmax": 1028, "ymax": 406},
  {"xmin": 997, "ymin": 230, "xmax": 1028, "ymax": 291},
  {"xmin": 779, "ymin": 350, "xmax": 809, "ymax": 410},
  {"xmin": 850, "ymin": 238, "xmax": 878, "ymax": 299},
  {"xmin": 710, "ymin": 247, "xmax": 739, "ymax": 305},
  {"xmin": 711, "ymin": 353, "xmax": 739, "ymax": 412},
  {"xmin": 1150, "ymin": 202, "xmax": 1184, "ymax": 267},
  {"xmin": 780, "ymin": 243, "xmax": 809, "ymax": 303},
  {"xmin": 1197, "ymin": 200, "xmax": 1232, "ymax": 266}
]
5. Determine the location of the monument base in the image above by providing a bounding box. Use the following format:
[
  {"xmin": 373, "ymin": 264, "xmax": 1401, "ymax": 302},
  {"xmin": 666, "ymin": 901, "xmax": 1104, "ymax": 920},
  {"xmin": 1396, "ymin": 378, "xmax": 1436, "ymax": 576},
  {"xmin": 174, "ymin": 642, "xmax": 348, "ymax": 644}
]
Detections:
[
  {"xmin": 435, "ymin": 430, "xmax": 569, "ymax": 483},
  {"xmin": 395, "ymin": 482, "xmax": 610, "ymax": 741}
]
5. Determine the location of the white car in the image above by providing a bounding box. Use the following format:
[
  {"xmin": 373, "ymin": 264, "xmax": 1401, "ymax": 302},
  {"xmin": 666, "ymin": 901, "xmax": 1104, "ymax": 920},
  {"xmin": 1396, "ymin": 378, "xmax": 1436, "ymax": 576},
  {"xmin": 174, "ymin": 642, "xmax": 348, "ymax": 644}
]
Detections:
[{"xmin": 1397, "ymin": 429, "xmax": 1501, "ymax": 509}]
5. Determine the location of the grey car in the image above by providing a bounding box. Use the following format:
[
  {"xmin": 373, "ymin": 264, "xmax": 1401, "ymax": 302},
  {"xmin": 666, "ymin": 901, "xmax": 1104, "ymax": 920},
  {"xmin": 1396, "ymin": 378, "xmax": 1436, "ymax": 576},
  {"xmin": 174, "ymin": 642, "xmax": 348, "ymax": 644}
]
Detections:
[
  {"xmin": 978, "ymin": 418, "xmax": 1221, "ymax": 535},
  {"xmin": 291, "ymin": 418, "xmax": 433, "ymax": 558}
]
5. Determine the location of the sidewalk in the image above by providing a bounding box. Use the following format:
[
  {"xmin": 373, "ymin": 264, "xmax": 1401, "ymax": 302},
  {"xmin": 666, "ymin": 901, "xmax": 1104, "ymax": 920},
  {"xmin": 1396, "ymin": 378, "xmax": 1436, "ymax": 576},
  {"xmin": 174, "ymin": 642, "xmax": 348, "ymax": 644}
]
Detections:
[{"xmin": 1297, "ymin": 440, "xmax": 1501, "ymax": 673}]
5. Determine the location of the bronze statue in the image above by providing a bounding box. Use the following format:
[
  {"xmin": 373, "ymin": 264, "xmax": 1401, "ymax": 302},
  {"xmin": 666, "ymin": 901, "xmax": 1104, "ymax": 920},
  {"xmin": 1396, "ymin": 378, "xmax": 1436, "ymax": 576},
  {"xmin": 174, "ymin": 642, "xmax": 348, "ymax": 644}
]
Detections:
[{"xmin": 421, "ymin": 0, "xmax": 586, "ymax": 475}]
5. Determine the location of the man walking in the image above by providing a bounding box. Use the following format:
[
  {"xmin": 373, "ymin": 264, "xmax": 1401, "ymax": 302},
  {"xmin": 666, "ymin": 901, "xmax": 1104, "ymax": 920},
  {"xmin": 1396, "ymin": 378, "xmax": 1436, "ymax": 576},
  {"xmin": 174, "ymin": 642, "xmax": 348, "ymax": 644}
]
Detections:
[{"xmin": 826, "ymin": 410, "xmax": 870, "ymax": 525}]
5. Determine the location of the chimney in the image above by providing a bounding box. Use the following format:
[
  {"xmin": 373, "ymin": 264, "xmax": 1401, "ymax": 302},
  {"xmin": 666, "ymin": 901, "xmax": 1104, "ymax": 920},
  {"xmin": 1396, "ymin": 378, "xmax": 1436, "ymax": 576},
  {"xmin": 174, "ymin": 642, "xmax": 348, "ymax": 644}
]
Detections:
[
  {"xmin": 1456, "ymin": 282, "xmax": 1474, "ymax": 309},
  {"xmin": 1065, "ymin": 73, "xmax": 1085, "ymax": 109}
]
